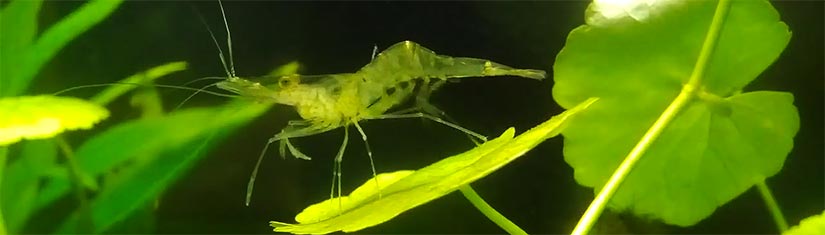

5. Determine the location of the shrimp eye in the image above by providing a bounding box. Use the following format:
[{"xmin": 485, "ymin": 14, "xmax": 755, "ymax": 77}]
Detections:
[{"xmin": 278, "ymin": 75, "xmax": 299, "ymax": 88}]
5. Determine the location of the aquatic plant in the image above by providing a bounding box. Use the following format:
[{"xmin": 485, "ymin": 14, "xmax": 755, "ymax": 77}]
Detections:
[
  {"xmin": 266, "ymin": 0, "xmax": 812, "ymax": 234},
  {"xmin": 0, "ymin": 0, "xmax": 819, "ymax": 234},
  {"xmin": 0, "ymin": 1, "xmax": 270, "ymax": 234}
]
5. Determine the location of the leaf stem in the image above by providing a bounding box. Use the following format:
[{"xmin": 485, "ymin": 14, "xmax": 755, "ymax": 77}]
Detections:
[
  {"xmin": 459, "ymin": 185, "xmax": 526, "ymax": 235},
  {"xmin": 756, "ymin": 181, "xmax": 788, "ymax": 232},
  {"xmin": 685, "ymin": 0, "xmax": 731, "ymax": 87},
  {"xmin": 0, "ymin": 146, "xmax": 8, "ymax": 235},
  {"xmin": 570, "ymin": 0, "xmax": 731, "ymax": 234},
  {"xmin": 55, "ymin": 136, "xmax": 94, "ymax": 233},
  {"xmin": 571, "ymin": 84, "xmax": 695, "ymax": 235}
]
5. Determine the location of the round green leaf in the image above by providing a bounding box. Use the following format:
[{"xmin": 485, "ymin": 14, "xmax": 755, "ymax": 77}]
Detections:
[
  {"xmin": 553, "ymin": 0, "xmax": 797, "ymax": 226},
  {"xmin": 0, "ymin": 95, "xmax": 109, "ymax": 146}
]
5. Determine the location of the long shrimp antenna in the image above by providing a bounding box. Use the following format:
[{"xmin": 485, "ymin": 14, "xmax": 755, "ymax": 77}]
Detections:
[
  {"xmin": 171, "ymin": 76, "xmax": 230, "ymax": 110},
  {"xmin": 192, "ymin": 0, "xmax": 234, "ymax": 78},
  {"xmin": 204, "ymin": 0, "xmax": 263, "ymax": 207},
  {"xmin": 180, "ymin": 76, "xmax": 226, "ymax": 87},
  {"xmin": 173, "ymin": 82, "xmax": 223, "ymax": 111},
  {"xmin": 177, "ymin": 1, "xmax": 238, "ymax": 111},
  {"xmin": 52, "ymin": 82, "xmax": 239, "ymax": 98},
  {"xmin": 217, "ymin": 0, "xmax": 236, "ymax": 78}
]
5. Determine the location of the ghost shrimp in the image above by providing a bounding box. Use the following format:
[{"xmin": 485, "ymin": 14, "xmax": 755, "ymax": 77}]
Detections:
[{"xmin": 217, "ymin": 39, "xmax": 546, "ymax": 206}]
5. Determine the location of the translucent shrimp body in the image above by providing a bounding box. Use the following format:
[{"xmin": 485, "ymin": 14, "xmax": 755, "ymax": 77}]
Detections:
[
  {"xmin": 218, "ymin": 41, "xmax": 546, "ymax": 128},
  {"xmin": 217, "ymin": 40, "xmax": 546, "ymax": 207}
]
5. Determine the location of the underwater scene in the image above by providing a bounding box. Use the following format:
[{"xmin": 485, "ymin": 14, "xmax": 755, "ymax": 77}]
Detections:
[{"xmin": 1, "ymin": 0, "xmax": 822, "ymax": 234}]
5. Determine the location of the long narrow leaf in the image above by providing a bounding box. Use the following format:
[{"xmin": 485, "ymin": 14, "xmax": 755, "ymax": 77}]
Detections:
[
  {"xmin": 35, "ymin": 101, "xmax": 270, "ymax": 218},
  {"xmin": 55, "ymin": 101, "xmax": 270, "ymax": 233},
  {"xmin": 2, "ymin": 139, "xmax": 57, "ymax": 232},
  {"xmin": 272, "ymin": 98, "xmax": 597, "ymax": 234},
  {"xmin": 0, "ymin": 0, "xmax": 42, "ymax": 97},
  {"xmin": 13, "ymin": 0, "xmax": 124, "ymax": 96}
]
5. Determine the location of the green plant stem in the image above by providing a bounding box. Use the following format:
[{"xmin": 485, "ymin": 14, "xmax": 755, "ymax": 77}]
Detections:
[
  {"xmin": 570, "ymin": 0, "xmax": 731, "ymax": 234},
  {"xmin": 756, "ymin": 181, "xmax": 788, "ymax": 232},
  {"xmin": 459, "ymin": 185, "xmax": 526, "ymax": 235},
  {"xmin": 571, "ymin": 84, "xmax": 695, "ymax": 235},
  {"xmin": 55, "ymin": 136, "xmax": 94, "ymax": 233},
  {"xmin": 0, "ymin": 146, "xmax": 8, "ymax": 235}
]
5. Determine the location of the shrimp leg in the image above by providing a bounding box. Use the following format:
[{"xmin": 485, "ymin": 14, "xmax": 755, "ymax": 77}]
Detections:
[
  {"xmin": 414, "ymin": 79, "xmax": 451, "ymax": 118},
  {"xmin": 331, "ymin": 126, "xmax": 349, "ymax": 211},
  {"xmin": 245, "ymin": 122, "xmax": 335, "ymax": 206},
  {"xmin": 412, "ymin": 79, "xmax": 485, "ymax": 145},
  {"xmin": 351, "ymin": 121, "xmax": 381, "ymax": 198},
  {"xmin": 272, "ymin": 122, "xmax": 337, "ymax": 160},
  {"xmin": 384, "ymin": 103, "xmax": 483, "ymax": 146},
  {"xmin": 280, "ymin": 138, "xmax": 311, "ymax": 160},
  {"xmin": 363, "ymin": 78, "xmax": 486, "ymax": 142},
  {"xmin": 366, "ymin": 113, "xmax": 487, "ymax": 142}
]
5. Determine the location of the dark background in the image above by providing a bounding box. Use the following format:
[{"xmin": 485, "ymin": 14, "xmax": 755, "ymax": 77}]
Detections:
[{"xmin": 26, "ymin": 0, "xmax": 823, "ymax": 234}]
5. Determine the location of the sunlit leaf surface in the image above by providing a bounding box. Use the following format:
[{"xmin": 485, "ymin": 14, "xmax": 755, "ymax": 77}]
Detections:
[
  {"xmin": 271, "ymin": 98, "xmax": 597, "ymax": 234},
  {"xmin": 784, "ymin": 211, "xmax": 825, "ymax": 235},
  {"xmin": 0, "ymin": 95, "xmax": 109, "ymax": 146},
  {"xmin": 553, "ymin": 0, "xmax": 797, "ymax": 226}
]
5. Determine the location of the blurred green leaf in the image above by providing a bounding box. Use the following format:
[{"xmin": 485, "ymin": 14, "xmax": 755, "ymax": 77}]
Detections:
[
  {"xmin": 51, "ymin": 100, "xmax": 270, "ymax": 233},
  {"xmin": 784, "ymin": 211, "xmax": 825, "ymax": 235},
  {"xmin": 0, "ymin": 95, "xmax": 110, "ymax": 146},
  {"xmin": 2, "ymin": 139, "xmax": 58, "ymax": 233},
  {"xmin": 0, "ymin": 0, "xmax": 123, "ymax": 97},
  {"xmin": 38, "ymin": 61, "xmax": 293, "ymax": 233},
  {"xmin": 27, "ymin": 0, "xmax": 123, "ymax": 96},
  {"xmin": 268, "ymin": 61, "xmax": 302, "ymax": 76},
  {"xmin": 553, "ymin": 0, "xmax": 797, "ymax": 226},
  {"xmin": 272, "ymin": 98, "xmax": 597, "ymax": 234},
  {"xmin": 122, "ymin": 62, "xmax": 187, "ymax": 118},
  {"xmin": 130, "ymin": 85, "xmax": 165, "ymax": 119},
  {"xmin": 91, "ymin": 61, "xmax": 188, "ymax": 106},
  {"xmin": 0, "ymin": 0, "xmax": 42, "ymax": 97},
  {"xmin": 0, "ymin": 146, "xmax": 6, "ymax": 235}
]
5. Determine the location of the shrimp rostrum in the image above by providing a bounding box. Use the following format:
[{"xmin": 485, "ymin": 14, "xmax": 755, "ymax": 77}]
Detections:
[{"xmin": 218, "ymin": 41, "xmax": 546, "ymax": 205}]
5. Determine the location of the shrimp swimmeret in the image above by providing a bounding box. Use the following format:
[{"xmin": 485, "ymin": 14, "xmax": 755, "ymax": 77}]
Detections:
[{"xmin": 219, "ymin": 40, "xmax": 547, "ymax": 206}]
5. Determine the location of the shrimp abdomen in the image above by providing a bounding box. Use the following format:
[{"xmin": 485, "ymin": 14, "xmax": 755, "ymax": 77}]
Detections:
[{"xmin": 357, "ymin": 41, "xmax": 546, "ymax": 87}]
